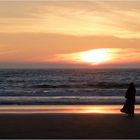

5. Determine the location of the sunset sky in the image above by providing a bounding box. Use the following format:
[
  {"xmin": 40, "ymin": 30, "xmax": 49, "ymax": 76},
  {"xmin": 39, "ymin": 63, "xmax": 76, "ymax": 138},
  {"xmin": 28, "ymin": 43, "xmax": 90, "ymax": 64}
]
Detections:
[{"xmin": 0, "ymin": 0, "xmax": 140, "ymax": 68}]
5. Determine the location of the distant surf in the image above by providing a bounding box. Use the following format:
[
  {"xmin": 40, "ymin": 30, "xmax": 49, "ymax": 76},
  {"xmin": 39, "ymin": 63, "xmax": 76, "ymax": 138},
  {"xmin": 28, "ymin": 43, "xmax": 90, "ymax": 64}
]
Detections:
[{"xmin": 0, "ymin": 69, "xmax": 140, "ymax": 105}]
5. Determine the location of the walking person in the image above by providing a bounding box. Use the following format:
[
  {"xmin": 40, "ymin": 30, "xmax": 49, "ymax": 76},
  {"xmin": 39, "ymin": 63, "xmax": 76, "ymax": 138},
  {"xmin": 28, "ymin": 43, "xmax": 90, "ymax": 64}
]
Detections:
[{"xmin": 120, "ymin": 82, "xmax": 136, "ymax": 117}]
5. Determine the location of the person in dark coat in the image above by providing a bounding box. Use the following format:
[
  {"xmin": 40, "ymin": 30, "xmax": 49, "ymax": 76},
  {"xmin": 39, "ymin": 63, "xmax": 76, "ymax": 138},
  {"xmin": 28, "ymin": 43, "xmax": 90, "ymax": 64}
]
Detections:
[{"xmin": 120, "ymin": 82, "xmax": 136, "ymax": 117}]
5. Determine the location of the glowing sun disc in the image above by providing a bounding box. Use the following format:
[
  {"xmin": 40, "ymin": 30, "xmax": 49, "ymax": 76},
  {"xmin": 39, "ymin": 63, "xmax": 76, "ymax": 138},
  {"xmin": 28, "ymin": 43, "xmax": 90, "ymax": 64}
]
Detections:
[{"xmin": 80, "ymin": 48, "xmax": 112, "ymax": 64}]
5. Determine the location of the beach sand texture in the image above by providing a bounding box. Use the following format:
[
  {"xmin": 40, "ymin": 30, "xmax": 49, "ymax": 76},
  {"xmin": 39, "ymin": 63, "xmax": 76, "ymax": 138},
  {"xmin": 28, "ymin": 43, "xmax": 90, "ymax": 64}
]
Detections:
[{"xmin": 0, "ymin": 113, "xmax": 140, "ymax": 139}]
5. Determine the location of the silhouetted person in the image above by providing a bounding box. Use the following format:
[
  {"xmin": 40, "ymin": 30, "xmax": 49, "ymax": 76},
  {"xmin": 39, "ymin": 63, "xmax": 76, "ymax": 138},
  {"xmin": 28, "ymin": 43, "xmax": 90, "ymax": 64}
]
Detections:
[{"xmin": 121, "ymin": 82, "xmax": 136, "ymax": 117}]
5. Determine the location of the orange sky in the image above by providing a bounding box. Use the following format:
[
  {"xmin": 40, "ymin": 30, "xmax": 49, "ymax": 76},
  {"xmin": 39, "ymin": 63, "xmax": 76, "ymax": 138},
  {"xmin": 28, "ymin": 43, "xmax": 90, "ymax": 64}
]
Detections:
[{"xmin": 0, "ymin": 1, "xmax": 140, "ymax": 68}]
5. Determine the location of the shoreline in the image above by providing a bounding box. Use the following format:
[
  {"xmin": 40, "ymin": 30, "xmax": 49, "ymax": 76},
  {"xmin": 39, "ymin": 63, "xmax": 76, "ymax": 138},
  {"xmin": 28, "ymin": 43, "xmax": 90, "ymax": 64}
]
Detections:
[
  {"xmin": 0, "ymin": 105, "xmax": 140, "ymax": 138},
  {"xmin": 0, "ymin": 105, "xmax": 140, "ymax": 114}
]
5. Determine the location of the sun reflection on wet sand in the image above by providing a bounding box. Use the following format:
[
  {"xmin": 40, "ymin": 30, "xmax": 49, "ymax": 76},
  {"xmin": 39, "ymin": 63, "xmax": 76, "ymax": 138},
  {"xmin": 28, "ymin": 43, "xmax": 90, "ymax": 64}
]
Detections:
[{"xmin": 0, "ymin": 105, "xmax": 140, "ymax": 114}]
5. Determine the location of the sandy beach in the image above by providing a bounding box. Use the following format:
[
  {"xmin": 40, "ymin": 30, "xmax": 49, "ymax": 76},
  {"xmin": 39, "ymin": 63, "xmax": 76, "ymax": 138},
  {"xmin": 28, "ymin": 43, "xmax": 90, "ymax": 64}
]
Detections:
[{"xmin": 0, "ymin": 105, "xmax": 140, "ymax": 139}]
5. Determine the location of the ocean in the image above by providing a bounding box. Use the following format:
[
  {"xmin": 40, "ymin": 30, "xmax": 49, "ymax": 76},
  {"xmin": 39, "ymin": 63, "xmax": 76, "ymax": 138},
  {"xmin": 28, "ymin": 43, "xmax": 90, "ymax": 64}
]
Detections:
[{"xmin": 0, "ymin": 69, "xmax": 140, "ymax": 105}]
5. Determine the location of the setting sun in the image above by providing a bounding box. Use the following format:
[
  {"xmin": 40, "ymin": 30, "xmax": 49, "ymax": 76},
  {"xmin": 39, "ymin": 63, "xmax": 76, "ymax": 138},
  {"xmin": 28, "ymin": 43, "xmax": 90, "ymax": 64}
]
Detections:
[
  {"xmin": 80, "ymin": 48, "xmax": 112, "ymax": 64},
  {"xmin": 52, "ymin": 48, "xmax": 115, "ymax": 65}
]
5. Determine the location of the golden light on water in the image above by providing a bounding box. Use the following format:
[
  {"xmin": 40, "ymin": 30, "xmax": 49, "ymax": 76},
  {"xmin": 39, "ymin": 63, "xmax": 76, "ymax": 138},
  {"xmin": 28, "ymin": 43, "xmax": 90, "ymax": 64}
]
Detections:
[
  {"xmin": 0, "ymin": 105, "xmax": 140, "ymax": 114},
  {"xmin": 81, "ymin": 106, "xmax": 123, "ymax": 114},
  {"xmin": 0, "ymin": 105, "xmax": 123, "ymax": 114},
  {"xmin": 83, "ymin": 107, "xmax": 108, "ymax": 114}
]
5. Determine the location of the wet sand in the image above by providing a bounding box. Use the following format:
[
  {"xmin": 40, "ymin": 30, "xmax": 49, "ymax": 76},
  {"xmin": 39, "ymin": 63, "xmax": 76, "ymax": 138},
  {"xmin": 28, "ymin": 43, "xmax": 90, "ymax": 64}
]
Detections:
[{"xmin": 0, "ymin": 113, "xmax": 140, "ymax": 139}]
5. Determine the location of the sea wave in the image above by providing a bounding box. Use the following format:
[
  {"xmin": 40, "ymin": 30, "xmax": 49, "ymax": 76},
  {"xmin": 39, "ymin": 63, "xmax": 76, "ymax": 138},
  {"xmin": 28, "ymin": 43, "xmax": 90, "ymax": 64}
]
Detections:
[
  {"xmin": 32, "ymin": 82, "xmax": 140, "ymax": 89},
  {"xmin": 0, "ymin": 69, "xmax": 140, "ymax": 105}
]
